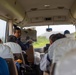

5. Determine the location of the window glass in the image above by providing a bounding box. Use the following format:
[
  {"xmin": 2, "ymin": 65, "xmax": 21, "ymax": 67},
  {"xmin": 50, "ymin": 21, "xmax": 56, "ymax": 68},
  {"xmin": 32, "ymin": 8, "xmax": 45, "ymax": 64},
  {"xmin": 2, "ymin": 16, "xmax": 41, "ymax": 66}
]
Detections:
[
  {"xmin": 33, "ymin": 24, "xmax": 75, "ymax": 48},
  {"xmin": 0, "ymin": 19, "xmax": 6, "ymax": 43}
]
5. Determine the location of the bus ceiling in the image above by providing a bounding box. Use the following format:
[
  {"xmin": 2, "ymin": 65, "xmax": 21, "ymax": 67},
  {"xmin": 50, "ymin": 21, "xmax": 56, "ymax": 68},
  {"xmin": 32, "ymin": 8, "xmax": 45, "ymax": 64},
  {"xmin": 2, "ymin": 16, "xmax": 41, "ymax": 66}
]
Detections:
[{"xmin": 0, "ymin": 0, "xmax": 76, "ymax": 27}]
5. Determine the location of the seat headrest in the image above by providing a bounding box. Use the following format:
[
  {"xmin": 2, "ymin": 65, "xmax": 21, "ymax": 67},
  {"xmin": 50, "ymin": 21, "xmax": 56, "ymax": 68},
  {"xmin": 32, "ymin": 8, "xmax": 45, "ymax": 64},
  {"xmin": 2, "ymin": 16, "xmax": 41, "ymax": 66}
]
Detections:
[
  {"xmin": 55, "ymin": 49, "xmax": 76, "ymax": 75},
  {"xmin": 48, "ymin": 38, "xmax": 76, "ymax": 63},
  {"xmin": 0, "ymin": 44, "xmax": 13, "ymax": 58},
  {"xmin": 4, "ymin": 42, "xmax": 22, "ymax": 53},
  {"xmin": 54, "ymin": 38, "xmax": 76, "ymax": 63}
]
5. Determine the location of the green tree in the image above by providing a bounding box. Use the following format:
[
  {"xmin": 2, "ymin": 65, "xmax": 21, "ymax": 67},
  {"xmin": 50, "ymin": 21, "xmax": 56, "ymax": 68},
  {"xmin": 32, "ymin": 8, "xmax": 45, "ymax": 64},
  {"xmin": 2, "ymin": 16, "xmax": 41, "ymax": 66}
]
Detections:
[{"xmin": 33, "ymin": 36, "xmax": 49, "ymax": 48}]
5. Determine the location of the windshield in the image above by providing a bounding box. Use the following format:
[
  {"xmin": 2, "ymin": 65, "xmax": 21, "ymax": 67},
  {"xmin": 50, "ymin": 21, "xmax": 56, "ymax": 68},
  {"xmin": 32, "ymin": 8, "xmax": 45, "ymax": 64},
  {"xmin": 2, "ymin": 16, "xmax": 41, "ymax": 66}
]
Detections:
[{"xmin": 33, "ymin": 24, "xmax": 75, "ymax": 48}]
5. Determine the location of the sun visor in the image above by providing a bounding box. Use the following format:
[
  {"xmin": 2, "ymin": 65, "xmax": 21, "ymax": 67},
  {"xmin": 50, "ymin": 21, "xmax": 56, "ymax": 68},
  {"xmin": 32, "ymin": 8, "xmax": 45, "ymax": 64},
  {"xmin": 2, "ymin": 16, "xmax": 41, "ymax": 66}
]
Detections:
[
  {"xmin": 0, "ymin": 44, "xmax": 13, "ymax": 58},
  {"xmin": 4, "ymin": 42, "xmax": 22, "ymax": 53}
]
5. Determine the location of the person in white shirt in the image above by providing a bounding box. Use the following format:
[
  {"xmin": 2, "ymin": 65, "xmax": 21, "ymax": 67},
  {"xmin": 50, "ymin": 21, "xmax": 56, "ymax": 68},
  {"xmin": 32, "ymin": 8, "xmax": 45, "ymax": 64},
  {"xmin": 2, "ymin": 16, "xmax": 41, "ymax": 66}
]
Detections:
[
  {"xmin": 40, "ymin": 33, "xmax": 65, "ymax": 74},
  {"xmin": 50, "ymin": 38, "xmax": 76, "ymax": 75}
]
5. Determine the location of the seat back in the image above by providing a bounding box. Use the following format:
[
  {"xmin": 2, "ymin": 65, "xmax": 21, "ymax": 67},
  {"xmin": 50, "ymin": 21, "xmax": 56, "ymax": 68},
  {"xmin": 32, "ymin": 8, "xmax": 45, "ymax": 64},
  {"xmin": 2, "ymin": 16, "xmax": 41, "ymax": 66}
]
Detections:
[
  {"xmin": 6, "ymin": 58, "xmax": 18, "ymax": 75},
  {"xmin": 54, "ymin": 49, "xmax": 76, "ymax": 75},
  {"xmin": 0, "ymin": 57, "xmax": 9, "ymax": 75},
  {"xmin": 0, "ymin": 44, "xmax": 18, "ymax": 75},
  {"xmin": 4, "ymin": 42, "xmax": 25, "ymax": 64},
  {"xmin": 48, "ymin": 38, "xmax": 76, "ymax": 75},
  {"xmin": 26, "ymin": 45, "xmax": 34, "ymax": 63},
  {"xmin": 49, "ymin": 38, "xmax": 76, "ymax": 63}
]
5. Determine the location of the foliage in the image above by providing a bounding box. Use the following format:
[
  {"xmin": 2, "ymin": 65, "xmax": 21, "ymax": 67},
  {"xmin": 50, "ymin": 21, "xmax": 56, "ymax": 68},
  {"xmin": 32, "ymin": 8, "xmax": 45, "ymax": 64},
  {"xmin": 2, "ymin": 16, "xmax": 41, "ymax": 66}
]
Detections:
[{"xmin": 33, "ymin": 36, "xmax": 49, "ymax": 48}]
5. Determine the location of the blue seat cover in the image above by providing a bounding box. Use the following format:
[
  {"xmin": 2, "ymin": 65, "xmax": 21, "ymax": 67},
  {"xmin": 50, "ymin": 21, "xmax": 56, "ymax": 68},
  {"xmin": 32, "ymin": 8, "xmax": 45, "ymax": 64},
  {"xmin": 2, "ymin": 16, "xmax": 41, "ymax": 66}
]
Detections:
[{"xmin": 0, "ymin": 57, "xmax": 10, "ymax": 75}]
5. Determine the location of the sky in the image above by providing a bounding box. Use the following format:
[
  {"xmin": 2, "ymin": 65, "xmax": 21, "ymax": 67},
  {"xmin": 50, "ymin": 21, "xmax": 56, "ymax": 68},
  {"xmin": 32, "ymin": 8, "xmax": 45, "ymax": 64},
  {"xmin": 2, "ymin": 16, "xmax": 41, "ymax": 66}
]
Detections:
[{"xmin": 35, "ymin": 25, "xmax": 75, "ymax": 36}]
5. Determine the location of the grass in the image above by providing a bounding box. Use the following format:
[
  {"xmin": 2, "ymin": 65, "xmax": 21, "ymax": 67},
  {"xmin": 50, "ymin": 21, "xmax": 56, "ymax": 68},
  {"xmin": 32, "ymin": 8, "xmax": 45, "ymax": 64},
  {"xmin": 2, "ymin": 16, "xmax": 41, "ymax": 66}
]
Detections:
[{"xmin": 33, "ymin": 36, "xmax": 49, "ymax": 48}]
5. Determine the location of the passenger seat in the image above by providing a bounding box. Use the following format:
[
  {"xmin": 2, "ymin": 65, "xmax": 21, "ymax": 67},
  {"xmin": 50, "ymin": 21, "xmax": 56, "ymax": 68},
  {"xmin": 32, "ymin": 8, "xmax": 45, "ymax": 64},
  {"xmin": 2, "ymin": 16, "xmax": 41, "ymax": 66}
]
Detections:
[
  {"xmin": 54, "ymin": 49, "xmax": 76, "ymax": 75},
  {"xmin": 4, "ymin": 42, "xmax": 25, "ymax": 64},
  {"xmin": 0, "ymin": 44, "xmax": 18, "ymax": 75}
]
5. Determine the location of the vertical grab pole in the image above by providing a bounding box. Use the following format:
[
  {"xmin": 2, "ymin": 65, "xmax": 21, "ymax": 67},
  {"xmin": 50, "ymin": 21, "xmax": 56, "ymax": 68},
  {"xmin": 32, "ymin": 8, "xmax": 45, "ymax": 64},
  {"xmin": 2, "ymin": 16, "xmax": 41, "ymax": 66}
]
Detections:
[
  {"xmin": 5, "ymin": 19, "xmax": 13, "ymax": 42},
  {"xmin": 8, "ymin": 20, "xmax": 13, "ymax": 35}
]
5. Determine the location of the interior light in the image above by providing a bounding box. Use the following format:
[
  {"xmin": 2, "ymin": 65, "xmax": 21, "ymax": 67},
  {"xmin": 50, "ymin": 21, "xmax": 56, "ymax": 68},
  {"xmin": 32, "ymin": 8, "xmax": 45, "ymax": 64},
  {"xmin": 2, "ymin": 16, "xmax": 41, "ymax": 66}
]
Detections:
[{"xmin": 44, "ymin": 5, "xmax": 50, "ymax": 8}]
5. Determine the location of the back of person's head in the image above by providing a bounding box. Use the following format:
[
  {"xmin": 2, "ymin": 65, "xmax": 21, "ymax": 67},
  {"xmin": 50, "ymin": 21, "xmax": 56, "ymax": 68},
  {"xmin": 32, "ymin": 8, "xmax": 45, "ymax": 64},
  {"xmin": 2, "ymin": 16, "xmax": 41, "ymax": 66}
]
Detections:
[
  {"xmin": 7, "ymin": 35, "xmax": 17, "ymax": 42},
  {"xmin": 55, "ymin": 33, "xmax": 66, "ymax": 41},
  {"xmin": 49, "ymin": 33, "xmax": 66, "ymax": 44},
  {"xmin": 49, "ymin": 34, "xmax": 56, "ymax": 44},
  {"xmin": 64, "ymin": 30, "xmax": 70, "ymax": 35},
  {"xmin": 56, "ymin": 33, "xmax": 66, "ymax": 38}
]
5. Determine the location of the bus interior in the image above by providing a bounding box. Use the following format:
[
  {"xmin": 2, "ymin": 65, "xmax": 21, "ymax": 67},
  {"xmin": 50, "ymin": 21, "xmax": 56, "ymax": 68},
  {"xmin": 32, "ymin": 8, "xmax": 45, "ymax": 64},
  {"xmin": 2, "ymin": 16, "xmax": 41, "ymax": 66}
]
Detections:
[{"xmin": 0, "ymin": 0, "xmax": 76, "ymax": 75}]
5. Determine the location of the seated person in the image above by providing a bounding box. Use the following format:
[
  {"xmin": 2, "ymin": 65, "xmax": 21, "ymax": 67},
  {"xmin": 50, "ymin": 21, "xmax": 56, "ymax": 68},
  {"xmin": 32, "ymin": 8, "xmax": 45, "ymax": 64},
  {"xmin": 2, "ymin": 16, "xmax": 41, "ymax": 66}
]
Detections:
[
  {"xmin": 40, "ymin": 33, "xmax": 66, "ymax": 73},
  {"xmin": 50, "ymin": 37, "xmax": 76, "ymax": 75},
  {"xmin": 14, "ymin": 55, "xmax": 33, "ymax": 75},
  {"xmin": 7, "ymin": 35, "xmax": 37, "ymax": 75},
  {"xmin": 7, "ymin": 35, "xmax": 17, "ymax": 42},
  {"xmin": 14, "ymin": 55, "xmax": 23, "ymax": 75},
  {"xmin": 43, "ymin": 34, "xmax": 55, "ymax": 53},
  {"xmin": 7, "ymin": 35, "xmax": 29, "ymax": 64}
]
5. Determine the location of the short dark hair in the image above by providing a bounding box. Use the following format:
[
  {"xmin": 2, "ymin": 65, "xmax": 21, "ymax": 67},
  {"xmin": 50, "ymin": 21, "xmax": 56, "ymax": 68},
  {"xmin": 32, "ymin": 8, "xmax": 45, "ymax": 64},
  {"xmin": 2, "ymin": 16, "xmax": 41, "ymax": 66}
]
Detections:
[
  {"xmin": 49, "ymin": 34, "xmax": 56, "ymax": 42},
  {"xmin": 7, "ymin": 35, "xmax": 17, "ymax": 42},
  {"xmin": 49, "ymin": 33, "xmax": 66, "ymax": 43},
  {"xmin": 55, "ymin": 33, "xmax": 66, "ymax": 40},
  {"xmin": 64, "ymin": 30, "xmax": 70, "ymax": 35},
  {"xmin": 14, "ymin": 27, "xmax": 21, "ymax": 33}
]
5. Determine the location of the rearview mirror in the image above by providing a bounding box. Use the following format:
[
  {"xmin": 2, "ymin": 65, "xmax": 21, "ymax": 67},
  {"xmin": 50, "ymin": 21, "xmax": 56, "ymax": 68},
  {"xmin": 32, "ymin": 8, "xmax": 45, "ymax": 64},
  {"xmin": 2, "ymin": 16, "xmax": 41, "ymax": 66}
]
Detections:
[{"xmin": 46, "ymin": 28, "xmax": 52, "ymax": 32}]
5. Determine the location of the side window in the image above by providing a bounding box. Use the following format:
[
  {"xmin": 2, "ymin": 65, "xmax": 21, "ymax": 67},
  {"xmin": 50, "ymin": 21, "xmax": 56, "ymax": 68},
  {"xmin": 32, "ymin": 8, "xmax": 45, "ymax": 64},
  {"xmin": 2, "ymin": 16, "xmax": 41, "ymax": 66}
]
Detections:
[{"xmin": 0, "ymin": 19, "xmax": 6, "ymax": 43}]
